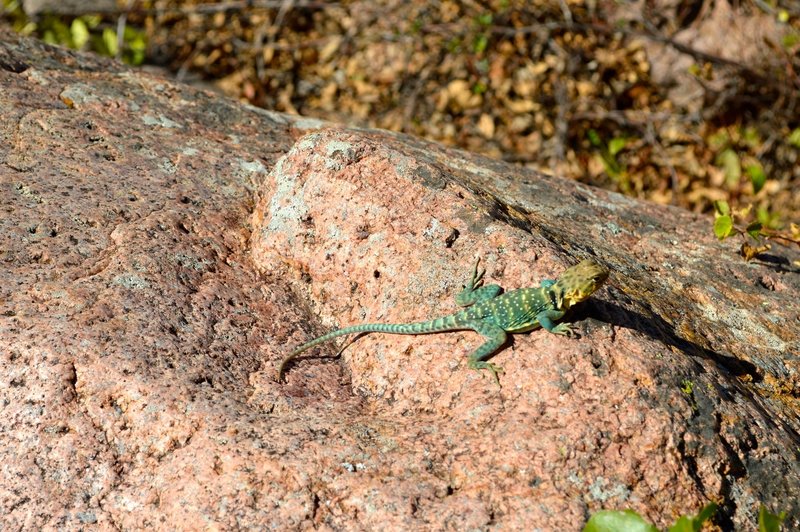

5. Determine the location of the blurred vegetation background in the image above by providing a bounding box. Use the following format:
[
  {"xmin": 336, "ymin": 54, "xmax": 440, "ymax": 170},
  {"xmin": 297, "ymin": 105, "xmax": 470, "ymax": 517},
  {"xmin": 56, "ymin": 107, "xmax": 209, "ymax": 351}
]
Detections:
[{"xmin": 3, "ymin": 0, "xmax": 799, "ymax": 252}]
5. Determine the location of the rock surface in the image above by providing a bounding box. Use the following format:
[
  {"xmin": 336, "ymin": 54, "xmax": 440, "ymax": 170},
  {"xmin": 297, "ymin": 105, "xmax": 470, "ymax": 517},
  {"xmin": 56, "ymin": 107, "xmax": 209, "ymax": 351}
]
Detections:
[{"xmin": 2, "ymin": 28, "xmax": 799, "ymax": 530}]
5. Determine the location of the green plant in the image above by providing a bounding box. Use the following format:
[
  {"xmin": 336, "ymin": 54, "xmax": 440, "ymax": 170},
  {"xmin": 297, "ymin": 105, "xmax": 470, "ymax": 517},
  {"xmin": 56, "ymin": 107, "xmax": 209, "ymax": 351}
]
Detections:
[
  {"xmin": 472, "ymin": 12, "xmax": 492, "ymax": 54},
  {"xmin": 93, "ymin": 25, "xmax": 147, "ymax": 65},
  {"xmin": 788, "ymin": 128, "xmax": 800, "ymax": 149},
  {"xmin": 706, "ymin": 125, "xmax": 800, "ymax": 261},
  {"xmin": 588, "ymin": 129, "xmax": 630, "ymax": 192},
  {"xmin": 759, "ymin": 505, "xmax": 787, "ymax": 532},
  {"xmin": 583, "ymin": 502, "xmax": 717, "ymax": 532},
  {"xmin": 2, "ymin": 2, "xmax": 147, "ymax": 65},
  {"xmin": 712, "ymin": 200, "xmax": 800, "ymax": 261},
  {"xmin": 584, "ymin": 502, "xmax": 788, "ymax": 531}
]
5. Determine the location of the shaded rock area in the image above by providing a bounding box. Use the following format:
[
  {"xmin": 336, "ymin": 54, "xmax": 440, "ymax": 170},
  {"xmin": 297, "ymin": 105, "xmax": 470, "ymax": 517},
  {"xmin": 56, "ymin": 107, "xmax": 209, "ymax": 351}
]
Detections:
[{"xmin": 2, "ymin": 28, "xmax": 799, "ymax": 530}]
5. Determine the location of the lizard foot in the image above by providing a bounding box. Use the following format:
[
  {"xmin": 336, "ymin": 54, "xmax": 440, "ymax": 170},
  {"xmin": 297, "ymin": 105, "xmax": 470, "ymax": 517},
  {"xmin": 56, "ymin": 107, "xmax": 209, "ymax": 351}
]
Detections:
[
  {"xmin": 552, "ymin": 323, "xmax": 579, "ymax": 338},
  {"xmin": 469, "ymin": 360, "xmax": 504, "ymax": 386},
  {"xmin": 467, "ymin": 257, "xmax": 485, "ymax": 290}
]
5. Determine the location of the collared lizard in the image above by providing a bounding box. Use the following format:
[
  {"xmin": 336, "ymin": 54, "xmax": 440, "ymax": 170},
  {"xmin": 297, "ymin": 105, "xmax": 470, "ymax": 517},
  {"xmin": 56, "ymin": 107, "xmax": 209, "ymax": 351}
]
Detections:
[{"xmin": 277, "ymin": 258, "xmax": 609, "ymax": 384}]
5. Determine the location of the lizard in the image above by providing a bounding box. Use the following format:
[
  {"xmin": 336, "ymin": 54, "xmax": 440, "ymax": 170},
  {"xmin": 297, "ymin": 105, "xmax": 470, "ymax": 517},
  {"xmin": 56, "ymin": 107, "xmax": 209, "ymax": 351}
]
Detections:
[{"xmin": 276, "ymin": 257, "xmax": 609, "ymax": 384}]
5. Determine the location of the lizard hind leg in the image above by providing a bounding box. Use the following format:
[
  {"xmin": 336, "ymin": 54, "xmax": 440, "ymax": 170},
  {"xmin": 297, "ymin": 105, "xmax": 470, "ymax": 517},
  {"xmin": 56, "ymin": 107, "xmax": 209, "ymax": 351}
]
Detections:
[
  {"xmin": 456, "ymin": 257, "xmax": 502, "ymax": 306},
  {"xmin": 334, "ymin": 332, "xmax": 366, "ymax": 358},
  {"xmin": 464, "ymin": 320, "xmax": 508, "ymax": 386}
]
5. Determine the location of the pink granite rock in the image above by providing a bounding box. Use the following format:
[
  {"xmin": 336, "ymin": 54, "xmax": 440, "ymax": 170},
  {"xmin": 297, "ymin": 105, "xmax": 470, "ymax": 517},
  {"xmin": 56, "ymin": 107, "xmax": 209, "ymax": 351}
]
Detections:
[{"xmin": 1, "ymin": 29, "xmax": 798, "ymax": 530}]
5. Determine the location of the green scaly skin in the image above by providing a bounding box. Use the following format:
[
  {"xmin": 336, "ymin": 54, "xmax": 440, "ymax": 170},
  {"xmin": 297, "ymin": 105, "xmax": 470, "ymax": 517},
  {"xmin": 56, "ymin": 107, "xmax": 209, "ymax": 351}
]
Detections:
[{"xmin": 277, "ymin": 258, "xmax": 609, "ymax": 385}]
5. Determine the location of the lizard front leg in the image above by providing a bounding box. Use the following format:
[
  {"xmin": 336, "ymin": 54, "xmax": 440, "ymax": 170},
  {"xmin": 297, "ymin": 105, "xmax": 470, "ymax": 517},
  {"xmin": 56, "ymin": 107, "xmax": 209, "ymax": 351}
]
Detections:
[
  {"xmin": 539, "ymin": 279, "xmax": 556, "ymax": 289},
  {"xmin": 456, "ymin": 257, "xmax": 502, "ymax": 306},
  {"xmin": 535, "ymin": 309, "xmax": 573, "ymax": 336},
  {"xmin": 464, "ymin": 320, "xmax": 507, "ymax": 385}
]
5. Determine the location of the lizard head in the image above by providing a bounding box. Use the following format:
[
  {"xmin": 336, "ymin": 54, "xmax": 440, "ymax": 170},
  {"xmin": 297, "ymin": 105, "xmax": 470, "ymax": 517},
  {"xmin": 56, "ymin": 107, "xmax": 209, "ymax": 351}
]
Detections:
[{"xmin": 552, "ymin": 259, "xmax": 609, "ymax": 309}]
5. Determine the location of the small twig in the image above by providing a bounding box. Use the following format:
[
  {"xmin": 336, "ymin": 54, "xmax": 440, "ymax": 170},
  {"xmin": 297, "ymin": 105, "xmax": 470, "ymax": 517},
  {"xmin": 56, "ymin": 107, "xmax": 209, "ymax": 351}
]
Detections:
[
  {"xmin": 557, "ymin": 0, "xmax": 574, "ymax": 26},
  {"xmin": 254, "ymin": 26, "xmax": 266, "ymax": 81},
  {"xmin": 552, "ymin": 78, "xmax": 569, "ymax": 167},
  {"xmin": 111, "ymin": 0, "xmax": 138, "ymax": 61},
  {"xmin": 490, "ymin": 20, "xmax": 772, "ymax": 85},
  {"xmin": 115, "ymin": 12, "xmax": 126, "ymax": 61},
  {"xmin": 643, "ymin": 119, "xmax": 680, "ymax": 205},
  {"xmin": 176, "ymin": 47, "xmax": 199, "ymax": 82},
  {"xmin": 127, "ymin": 1, "xmax": 336, "ymax": 16},
  {"xmin": 403, "ymin": 62, "xmax": 435, "ymax": 126},
  {"xmin": 571, "ymin": 109, "xmax": 701, "ymax": 131},
  {"xmin": 259, "ymin": 0, "xmax": 296, "ymax": 77},
  {"xmin": 272, "ymin": 0, "xmax": 295, "ymax": 32},
  {"xmin": 764, "ymin": 232, "xmax": 800, "ymax": 247}
]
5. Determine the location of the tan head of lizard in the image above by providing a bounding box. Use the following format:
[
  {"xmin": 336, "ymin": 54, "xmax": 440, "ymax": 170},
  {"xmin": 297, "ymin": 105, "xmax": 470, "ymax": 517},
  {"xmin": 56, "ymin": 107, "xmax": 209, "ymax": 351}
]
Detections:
[{"xmin": 551, "ymin": 259, "xmax": 609, "ymax": 310}]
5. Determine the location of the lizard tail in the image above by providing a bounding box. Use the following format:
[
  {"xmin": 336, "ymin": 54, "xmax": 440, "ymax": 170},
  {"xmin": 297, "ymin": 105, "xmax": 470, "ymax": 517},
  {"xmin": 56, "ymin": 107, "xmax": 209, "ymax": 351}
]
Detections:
[{"xmin": 276, "ymin": 315, "xmax": 467, "ymax": 381}]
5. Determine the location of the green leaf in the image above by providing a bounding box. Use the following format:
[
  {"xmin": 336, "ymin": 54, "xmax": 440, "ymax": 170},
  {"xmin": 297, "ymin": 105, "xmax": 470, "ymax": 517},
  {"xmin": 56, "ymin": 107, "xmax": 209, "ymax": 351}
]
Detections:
[
  {"xmin": 476, "ymin": 13, "xmax": 493, "ymax": 26},
  {"xmin": 41, "ymin": 16, "xmax": 70, "ymax": 46},
  {"xmin": 472, "ymin": 81, "xmax": 487, "ymax": 95},
  {"xmin": 742, "ymin": 126, "xmax": 760, "ymax": 147},
  {"xmin": 670, "ymin": 516, "xmax": 695, "ymax": 532},
  {"xmin": 746, "ymin": 221, "xmax": 763, "ymax": 240},
  {"xmin": 473, "ymin": 33, "xmax": 489, "ymax": 54},
  {"xmin": 588, "ymin": 129, "xmax": 602, "ymax": 148},
  {"xmin": 715, "ymin": 148, "xmax": 741, "ymax": 187},
  {"xmin": 708, "ymin": 130, "xmax": 730, "ymax": 151},
  {"xmin": 82, "ymin": 14, "xmax": 102, "ymax": 28},
  {"xmin": 123, "ymin": 26, "xmax": 148, "ymax": 66},
  {"xmin": 42, "ymin": 28, "xmax": 57, "ymax": 44},
  {"xmin": 102, "ymin": 27, "xmax": 118, "ymax": 57},
  {"xmin": 746, "ymin": 164, "xmax": 767, "ymax": 194},
  {"xmin": 695, "ymin": 503, "xmax": 719, "ymax": 526},
  {"xmin": 596, "ymin": 152, "xmax": 624, "ymax": 181},
  {"xmin": 758, "ymin": 505, "xmax": 786, "ymax": 532},
  {"xmin": 788, "ymin": 128, "xmax": 800, "ymax": 149},
  {"xmin": 757, "ymin": 206, "xmax": 782, "ymax": 230},
  {"xmin": 782, "ymin": 32, "xmax": 800, "ymax": 48},
  {"xmin": 583, "ymin": 510, "xmax": 659, "ymax": 532},
  {"xmin": 70, "ymin": 18, "xmax": 89, "ymax": 49},
  {"xmin": 714, "ymin": 215, "xmax": 733, "ymax": 240},
  {"xmin": 667, "ymin": 502, "xmax": 717, "ymax": 532},
  {"xmin": 608, "ymin": 137, "xmax": 628, "ymax": 156},
  {"xmin": 713, "ymin": 200, "xmax": 730, "ymax": 216},
  {"xmin": 446, "ymin": 37, "xmax": 462, "ymax": 53}
]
